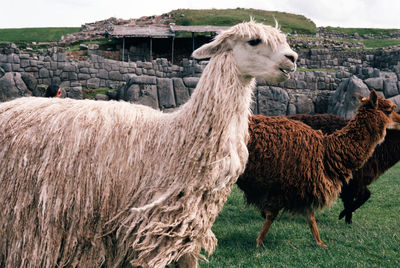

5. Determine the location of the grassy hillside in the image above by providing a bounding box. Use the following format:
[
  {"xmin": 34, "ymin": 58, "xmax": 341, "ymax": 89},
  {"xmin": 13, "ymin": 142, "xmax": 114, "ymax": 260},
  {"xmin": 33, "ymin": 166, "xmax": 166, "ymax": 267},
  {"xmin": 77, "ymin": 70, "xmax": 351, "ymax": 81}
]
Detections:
[
  {"xmin": 0, "ymin": 9, "xmax": 316, "ymax": 43},
  {"xmin": 324, "ymin": 26, "xmax": 399, "ymax": 36},
  {"xmin": 169, "ymin": 8, "xmax": 317, "ymax": 34},
  {"xmin": 360, "ymin": 38, "xmax": 400, "ymax": 48},
  {"xmin": 0, "ymin": 27, "xmax": 80, "ymax": 43},
  {"xmin": 1, "ymin": 9, "xmax": 398, "ymax": 49}
]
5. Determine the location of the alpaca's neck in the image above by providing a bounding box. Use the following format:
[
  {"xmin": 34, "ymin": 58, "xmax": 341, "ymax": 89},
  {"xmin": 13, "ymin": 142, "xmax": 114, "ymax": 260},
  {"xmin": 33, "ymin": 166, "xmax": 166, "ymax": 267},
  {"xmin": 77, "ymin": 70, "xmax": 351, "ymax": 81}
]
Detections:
[
  {"xmin": 181, "ymin": 53, "xmax": 253, "ymax": 119},
  {"xmin": 177, "ymin": 52, "xmax": 254, "ymax": 141},
  {"xmin": 173, "ymin": 51, "xmax": 254, "ymax": 166},
  {"xmin": 325, "ymin": 109, "xmax": 387, "ymax": 181},
  {"xmin": 358, "ymin": 130, "xmax": 400, "ymax": 177}
]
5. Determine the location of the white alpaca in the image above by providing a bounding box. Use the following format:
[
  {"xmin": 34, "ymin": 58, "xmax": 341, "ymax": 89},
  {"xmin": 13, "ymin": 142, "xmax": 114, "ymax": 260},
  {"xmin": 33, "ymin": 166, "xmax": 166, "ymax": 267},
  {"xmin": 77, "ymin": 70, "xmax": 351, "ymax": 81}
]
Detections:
[{"xmin": 0, "ymin": 21, "xmax": 297, "ymax": 267}]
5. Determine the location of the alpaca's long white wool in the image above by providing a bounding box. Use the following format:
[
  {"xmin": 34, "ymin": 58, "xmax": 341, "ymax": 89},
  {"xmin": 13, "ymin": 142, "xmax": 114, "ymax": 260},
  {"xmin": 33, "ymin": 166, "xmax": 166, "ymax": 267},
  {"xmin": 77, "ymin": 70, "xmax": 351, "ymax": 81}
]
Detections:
[{"xmin": 0, "ymin": 21, "xmax": 296, "ymax": 267}]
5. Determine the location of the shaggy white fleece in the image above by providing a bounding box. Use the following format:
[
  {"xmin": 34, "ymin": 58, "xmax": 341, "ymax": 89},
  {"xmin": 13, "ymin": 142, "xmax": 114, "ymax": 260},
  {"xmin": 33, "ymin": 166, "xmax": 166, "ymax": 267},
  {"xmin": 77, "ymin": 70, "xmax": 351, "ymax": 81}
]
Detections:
[{"xmin": 0, "ymin": 20, "xmax": 294, "ymax": 267}]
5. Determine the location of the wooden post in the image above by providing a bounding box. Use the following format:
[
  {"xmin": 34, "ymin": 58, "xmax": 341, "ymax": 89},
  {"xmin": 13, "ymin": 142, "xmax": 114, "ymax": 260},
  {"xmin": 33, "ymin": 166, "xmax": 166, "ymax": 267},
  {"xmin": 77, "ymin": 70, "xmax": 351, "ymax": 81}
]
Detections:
[
  {"xmin": 192, "ymin": 32, "xmax": 195, "ymax": 76},
  {"xmin": 122, "ymin": 37, "xmax": 125, "ymax": 62},
  {"xmin": 171, "ymin": 36, "xmax": 175, "ymax": 64},
  {"xmin": 149, "ymin": 37, "xmax": 153, "ymax": 61},
  {"xmin": 192, "ymin": 32, "xmax": 195, "ymax": 52}
]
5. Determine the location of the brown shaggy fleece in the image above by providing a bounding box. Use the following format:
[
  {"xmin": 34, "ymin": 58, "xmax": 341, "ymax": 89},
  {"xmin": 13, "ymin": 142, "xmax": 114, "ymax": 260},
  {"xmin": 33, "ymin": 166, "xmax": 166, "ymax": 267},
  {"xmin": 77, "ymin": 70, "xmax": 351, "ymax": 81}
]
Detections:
[
  {"xmin": 237, "ymin": 90, "xmax": 400, "ymax": 248},
  {"xmin": 287, "ymin": 113, "xmax": 348, "ymax": 135},
  {"xmin": 289, "ymin": 113, "xmax": 400, "ymax": 224}
]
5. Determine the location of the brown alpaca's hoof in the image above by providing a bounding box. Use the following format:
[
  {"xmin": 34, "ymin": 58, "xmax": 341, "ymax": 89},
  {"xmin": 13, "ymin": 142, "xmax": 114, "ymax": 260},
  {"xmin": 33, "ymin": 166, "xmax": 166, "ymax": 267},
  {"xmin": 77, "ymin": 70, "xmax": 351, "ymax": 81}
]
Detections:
[
  {"xmin": 345, "ymin": 214, "xmax": 353, "ymax": 224},
  {"xmin": 256, "ymin": 239, "xmax": 264, "ymax": 248},
  {"xmin": 338, "ymin": 209, "xmax": 347, "ymax": 220},
  {"xmin": 317, "ymin": 242, "xmax": 328, "ymax": 248}
]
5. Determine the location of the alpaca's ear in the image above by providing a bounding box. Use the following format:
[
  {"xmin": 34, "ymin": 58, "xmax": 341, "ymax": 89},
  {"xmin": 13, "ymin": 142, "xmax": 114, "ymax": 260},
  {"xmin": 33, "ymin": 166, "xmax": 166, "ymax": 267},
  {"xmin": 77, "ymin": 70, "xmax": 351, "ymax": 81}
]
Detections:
[
  {"xmin": 356, "ymin": 93, "xmax": 365, "ymax": 101},
  {"xmin": 369, "ymin": 89, "xmax": 378, "ymax": 108},
  {"xmin": 192, "ymin": 38, "xmax": 233, "ymax": 59}
]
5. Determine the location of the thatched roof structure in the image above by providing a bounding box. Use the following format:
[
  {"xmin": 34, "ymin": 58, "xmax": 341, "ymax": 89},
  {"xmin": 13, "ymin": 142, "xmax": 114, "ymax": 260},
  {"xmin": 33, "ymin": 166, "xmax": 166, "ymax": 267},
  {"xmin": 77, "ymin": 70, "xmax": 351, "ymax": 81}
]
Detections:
[
  {"xmin": 109, "ymin": 25, "xmax": 231, "ymax": 63},
  {"xmin": 170, "ymin": 25, "xmax": 230, "ymax": 34},
  {"xmin": 110, "ymin": 25, "xmax": 230, "ymax": 38},
  {"xmin": 111, "ymin": 26, "xmax": 175, "ymax": 38}
]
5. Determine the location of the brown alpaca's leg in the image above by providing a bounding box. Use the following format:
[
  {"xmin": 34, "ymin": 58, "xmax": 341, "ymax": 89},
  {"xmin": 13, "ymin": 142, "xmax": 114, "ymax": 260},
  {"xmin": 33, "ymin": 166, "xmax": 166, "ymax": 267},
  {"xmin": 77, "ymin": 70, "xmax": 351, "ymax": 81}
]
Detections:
[
  {"xmin": 346, "ymin": 188, "xmax": 371, "ymax": 224},
  {"xmin": 339, "ymin": 183, "xmax": 356, "ymax": 223},
  {"xmin": 256, "ymin": 209, "xmax": 279, "ymax": 248},
  {"xmin": 307, "ymin": 210, "xmax": 328, "ymax": 248}
]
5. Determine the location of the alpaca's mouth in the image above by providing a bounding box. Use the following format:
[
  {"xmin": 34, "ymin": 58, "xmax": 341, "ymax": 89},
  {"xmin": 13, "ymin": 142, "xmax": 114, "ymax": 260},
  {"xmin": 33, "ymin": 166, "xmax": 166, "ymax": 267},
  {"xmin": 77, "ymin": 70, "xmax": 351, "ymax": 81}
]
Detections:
[
  {"xmin": 279, "ymin": 68, "xmax": 288, "ymax": 74},
  {"xmin": 279, "ymin": 68, "xmax": 290, "ymax": 77}
]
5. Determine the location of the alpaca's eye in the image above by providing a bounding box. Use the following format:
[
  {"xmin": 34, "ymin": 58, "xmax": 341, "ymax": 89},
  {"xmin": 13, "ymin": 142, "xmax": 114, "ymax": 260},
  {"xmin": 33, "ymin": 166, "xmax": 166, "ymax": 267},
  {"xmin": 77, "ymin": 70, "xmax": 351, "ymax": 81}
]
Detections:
[
  {"xmin": 248, "ymin": 39, "xmax": 261, "ymax": 46},
  {"xmin": 384, "ymin": 110, "xmax": 392, "ymax": 115}
]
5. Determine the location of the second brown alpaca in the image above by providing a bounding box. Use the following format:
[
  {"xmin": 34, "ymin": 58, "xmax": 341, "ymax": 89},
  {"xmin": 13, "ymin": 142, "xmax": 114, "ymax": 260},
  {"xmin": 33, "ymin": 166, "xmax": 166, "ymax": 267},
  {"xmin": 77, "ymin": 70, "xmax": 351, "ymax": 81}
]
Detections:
[
  {"xmin": 288, "ymin": 112, "xmax": 400, "ymax": 224},
  {"xmin": 237, "ymin": 90, "xmax": 400, "ymax": 248}
]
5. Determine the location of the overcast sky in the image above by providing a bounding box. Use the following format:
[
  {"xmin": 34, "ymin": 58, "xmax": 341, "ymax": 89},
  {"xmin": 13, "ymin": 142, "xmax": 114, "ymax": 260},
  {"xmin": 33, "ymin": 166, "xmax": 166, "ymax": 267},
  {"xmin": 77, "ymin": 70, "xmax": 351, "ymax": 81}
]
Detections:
[{"xmin": 1, "ymin": 0, "xmax": 399, "ymax": 29}]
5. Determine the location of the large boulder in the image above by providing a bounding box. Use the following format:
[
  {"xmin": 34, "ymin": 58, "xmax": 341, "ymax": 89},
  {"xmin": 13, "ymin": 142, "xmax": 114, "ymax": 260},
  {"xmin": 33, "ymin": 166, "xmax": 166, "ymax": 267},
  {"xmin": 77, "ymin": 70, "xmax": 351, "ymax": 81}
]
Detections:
[
  {"xmin": 315, "ymin": 91, "xmax": 333, "ymax": 114},
  {"xmin": 117, "ymin": 75, "xmax": 159, "ymax": 109},
  {"xmin": 364, "ymin": 77, "xmax": 384, "ymax": 91},
  {"xmin": 389, "ymin": 94, "xmax": 400, "ymax": 108},
  {"xmin": 65, "ymin": 86, "xmax": 83, "ymax": 99},
  {"xmin": 34, "ymin": 85, "xmax": 48, "ymax": 97},
  {"xmin": 21, "ymin": 73, "xmax": 38, "ymax": 94},
  {"xmin": 172, "ymin": 78, "xmax": 189, "ymax": 106},
  {"xmin": 157, "ymin": 78, "xmax": 175, "ymax": 109},
  {"xmin": 0, "ymin": 72, "xmax": 32, "ymax": 102},
  {"xmin": 294, "ymin": 94, "xmax": 314, "ymax": 114},
  {"xmin": 257, "ymin": 86, "xmax": 289, "ymax": 115},
  {"xmin": 328, "ymin": 75, "xmax": 370, "ymax": 119},
  {"xmin": 383, "ymin": 79, "xmax": 399, "ymax": 98}
]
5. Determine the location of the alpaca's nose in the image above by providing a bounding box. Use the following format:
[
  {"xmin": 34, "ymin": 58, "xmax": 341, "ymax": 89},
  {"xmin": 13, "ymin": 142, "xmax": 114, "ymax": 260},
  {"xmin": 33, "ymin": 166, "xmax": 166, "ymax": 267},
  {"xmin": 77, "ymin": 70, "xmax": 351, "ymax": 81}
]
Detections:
[{"xmin": 285, "ymin": 53, "xmax": 298, "ymax": 63}]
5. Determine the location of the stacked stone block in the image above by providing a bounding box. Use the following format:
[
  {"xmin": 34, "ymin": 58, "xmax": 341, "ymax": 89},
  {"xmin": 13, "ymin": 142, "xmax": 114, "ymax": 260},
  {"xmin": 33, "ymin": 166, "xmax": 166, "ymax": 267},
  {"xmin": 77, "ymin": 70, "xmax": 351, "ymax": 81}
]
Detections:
[{"xmin": 1, "ymin": 48, "xmax": 399, "ymax": 117}]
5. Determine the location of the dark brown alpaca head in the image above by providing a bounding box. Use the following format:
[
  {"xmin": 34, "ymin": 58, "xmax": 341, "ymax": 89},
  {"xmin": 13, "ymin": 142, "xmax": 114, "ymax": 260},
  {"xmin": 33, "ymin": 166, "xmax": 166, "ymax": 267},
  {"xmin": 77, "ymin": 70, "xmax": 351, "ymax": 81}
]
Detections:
[
  {"xmin": 330, "ymin": 90, "xmax": 400, "ymax": 182},
  {"xmin": 356, "ymin": 89, "xmax": 400, "ymax": 131}
]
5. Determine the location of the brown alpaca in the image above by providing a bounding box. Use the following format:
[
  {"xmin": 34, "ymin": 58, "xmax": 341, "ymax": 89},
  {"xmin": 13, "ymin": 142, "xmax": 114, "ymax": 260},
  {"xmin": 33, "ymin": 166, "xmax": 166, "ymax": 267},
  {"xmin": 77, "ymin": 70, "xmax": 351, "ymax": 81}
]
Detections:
[
  {"xmin": 288, "ymin": 113, "xmax": 400, "ymax": 224},
  {"xmin": 236, "ymin": 90, "xmax": 400, "ymax": 248}
]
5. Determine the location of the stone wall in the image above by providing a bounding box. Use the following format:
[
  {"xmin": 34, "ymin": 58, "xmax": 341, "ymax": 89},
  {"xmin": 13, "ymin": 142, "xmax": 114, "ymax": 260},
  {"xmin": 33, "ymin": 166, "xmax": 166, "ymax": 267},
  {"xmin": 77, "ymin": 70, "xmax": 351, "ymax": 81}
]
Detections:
[
  {"xmin": 116, "ymin": 60, "xmax": 400, "ymax": 116},
  {"xmin": 1, "ymin": 48, "xmax": 400, "ymax": 117},
  {"xmin": 0, "ymin": 52, "xmax": 184, "ymax": 90},
  {"xmin": 372, "ymin": 47, "xmax": 400, "ymax": 71},
  {"xmin": 296, "ymin": 47, "xmax": 400, "ymax": 72}
]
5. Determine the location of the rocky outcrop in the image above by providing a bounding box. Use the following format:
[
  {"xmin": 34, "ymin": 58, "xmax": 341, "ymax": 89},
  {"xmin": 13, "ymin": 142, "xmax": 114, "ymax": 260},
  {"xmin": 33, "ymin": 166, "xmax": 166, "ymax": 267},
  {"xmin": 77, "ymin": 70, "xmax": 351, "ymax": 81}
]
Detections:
[
  {"xmin": 60, "ymin": 15, "xmax": 174, "ymax": 44},
  {"xmin": 118, "ymin": 75, "xmax": 159, "ymax": 109},
  {"xmin": 0, "ymin": 72, "xmax": 31, "ymax": 102},
  {"xmin": 328, "ymin": 76, "xmax": 370, "ymax": 119},
  {"xmin": 256, "ymin": 86, "xmax": 289, "ymax": 115}
]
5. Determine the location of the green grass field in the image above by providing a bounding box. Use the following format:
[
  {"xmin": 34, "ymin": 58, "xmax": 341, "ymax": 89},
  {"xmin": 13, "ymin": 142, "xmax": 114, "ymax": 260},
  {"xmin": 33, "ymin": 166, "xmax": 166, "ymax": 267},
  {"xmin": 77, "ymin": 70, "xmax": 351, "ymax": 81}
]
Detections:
[
  {"xmin": 360, "ymin": 39, "xmax": 400, "ymax": 48},
  {"xmin": 323, "ymin": 27, "xmax": 399, "ymax": 37},
  {"xmin": 0, "ymin": 27, "xmax": 80, "ymax": 43},
  {"xmin": 290, "ymin": 35, "xmax": 400, "ymax": 49},
  {"xmin": 201, "ymin": 164, "xmax": 400, "ymax": 267}
]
